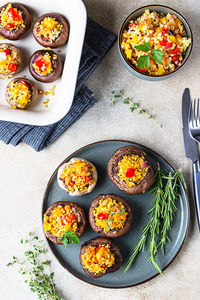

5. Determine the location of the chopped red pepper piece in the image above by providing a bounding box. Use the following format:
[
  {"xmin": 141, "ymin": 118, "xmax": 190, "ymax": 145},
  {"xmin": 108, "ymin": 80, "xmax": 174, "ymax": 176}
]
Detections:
[
  {"xmin": 20, "ymin": 80, "xmax": 29, "ymax": 88},
  {"xmin": 97, "ymin": 212, "xmax": 107, "ymax": 220},
  {"xmin": 129, "ymin": 23, "xmax": 138, "ymax": 28},
  {"xmin": 137, "ymin": 68, "xmax": 146, "ymax": 73},
  {"xmin": 171, "ymin": 55, "xmax": 180, "ymax": 63},
  {"xmin": 159, "ymin": 40, "xmax": 172, "ymax": 49},
  {"xmin": 170, "ymin": 47, "xmax": 181, "ymax": 55},
  {"xmin": 126, "ymin": 168, "xmax": 136, "ymax": 178},
  {"xmin": 8, "ymin": 63, "xmax": 17, "ymax": 72},
  {"xmin": 5, "ymin": 23, "xmax": 14, "ymax": 30},
  {"xmin": 7, "ymin": 7, "xmax": 22, "ymax": 21},
  {"xmin": 64, "ymin": 213, "xmax": 75, "ymax": 223},
  {"xmin": 68, "ymin": 180, "xmax": 75, "ymax": 187},
  {"xmin": 85, "ymin": 176, "xmax": 91, "ymax": 182},
  {"xmin": 35, "ymin": 57, "xmax": 47, "ymax": 72},
  {"xmin": 161, "ymin": 28, "xmax": 169, "ymax": 36},
  {"xmin": 3, "ymin": 49, "xmax": 10, "ymax": 55}
]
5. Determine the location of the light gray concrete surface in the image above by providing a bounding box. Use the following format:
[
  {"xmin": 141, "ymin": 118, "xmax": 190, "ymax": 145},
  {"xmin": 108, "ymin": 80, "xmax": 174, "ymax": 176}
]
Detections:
[{"xmin": 0, "ymin": 0, "xmax": 200, "ymax": 299}]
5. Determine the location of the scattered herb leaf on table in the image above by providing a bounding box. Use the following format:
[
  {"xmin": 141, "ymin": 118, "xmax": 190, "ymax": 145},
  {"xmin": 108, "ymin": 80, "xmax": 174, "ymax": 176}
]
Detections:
[
  {"xmin": 124, "ymin": 165, "xmax": 186, "ymax": 274},
  {"xmin": 7, "ymin": 232, "xmax": 62, "ymax": 300}
]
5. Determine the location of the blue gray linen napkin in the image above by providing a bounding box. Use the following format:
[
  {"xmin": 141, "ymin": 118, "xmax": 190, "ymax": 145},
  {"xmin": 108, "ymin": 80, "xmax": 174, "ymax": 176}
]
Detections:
[{"xmin": 0, "ymin": 18, "xmax": 116, "ymax": 151}]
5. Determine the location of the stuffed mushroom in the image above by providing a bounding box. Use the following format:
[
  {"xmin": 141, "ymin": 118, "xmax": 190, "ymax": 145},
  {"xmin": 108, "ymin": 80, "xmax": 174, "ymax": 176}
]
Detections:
[
  {"xmin": 80, "ymin": 237, "xmax": 122, "ymax": 278},
  {"xmin": 0, "ymin": 2, "xmax": 31, "ymax": 40},
  {"xmin": 6, "ymin": 77, "xmax": 38, "ymax": 109},
  {"xmin": 89, "ymin": 194, "xmax": 133, "ymax": 237},
  {"xmin": 33, "ymin": 13, "xmax": 69, "ymax": 48},
  {"xmin": 107, "ymin": 146, "xmax": 154, "ymax": 194},
  {"xmin": 0, "ymin": 43, "xmax": 24, "ymax": 79},
  {"xmin": 29, "ymin": 49, "xmax": 62, "ymax": 83},
  {"xmin": 43, "ymin": 200, "xmax": 86, "ymax": 245},
  {"xmin": 57, "ymin": 157, "xmax": 98, "ymax": 196}
]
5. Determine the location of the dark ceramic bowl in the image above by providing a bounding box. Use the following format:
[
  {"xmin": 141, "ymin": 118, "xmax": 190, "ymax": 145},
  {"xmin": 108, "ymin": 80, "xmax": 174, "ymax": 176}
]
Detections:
[{"xmin": 118, "ymin": 5, "xmax": 193, "ymax": 81}]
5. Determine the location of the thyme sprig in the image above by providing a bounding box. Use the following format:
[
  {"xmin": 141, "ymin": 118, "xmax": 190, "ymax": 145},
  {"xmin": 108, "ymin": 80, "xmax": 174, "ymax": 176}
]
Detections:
[
  {"xmin": 7, "ymin": 232, "xmax": 62, "ymax": 300},
  {"xmin": 124, "ymin": 165, "xmax": 186, "ymax": 274},
  {"xmin": 110, "ymin": 90, "xmax": 163, "ymax": 128}
]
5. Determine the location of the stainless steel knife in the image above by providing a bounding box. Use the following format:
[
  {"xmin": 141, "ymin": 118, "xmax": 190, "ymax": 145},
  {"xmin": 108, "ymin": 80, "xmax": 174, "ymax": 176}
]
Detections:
[{"xmin": 182, "ymin": 88, "xmax": 200, "ymax": 230}]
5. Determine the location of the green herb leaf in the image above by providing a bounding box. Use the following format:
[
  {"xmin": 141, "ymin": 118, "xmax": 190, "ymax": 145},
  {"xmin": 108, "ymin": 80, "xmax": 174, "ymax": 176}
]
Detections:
[
  {"xmin": 61, "ymin": 230, "xmax": 80, "ymax": 247},
  {"xmin": 124, "ymin": 165, "xmax": 184, "ymax": 274},
  {"xmin": 151, "ymin": 49, "xmax": 164, "ymax": 65},
  {"xmin": 137, "ymin": 55, "xmax": 150, "ymax": 69},
  {"xmin": 135, "ymin": 41, "xmax": 152, "ymax": 52},
  {"xmin": 124, "ymin": 98, "xmax": 130, "ymax": 104}
]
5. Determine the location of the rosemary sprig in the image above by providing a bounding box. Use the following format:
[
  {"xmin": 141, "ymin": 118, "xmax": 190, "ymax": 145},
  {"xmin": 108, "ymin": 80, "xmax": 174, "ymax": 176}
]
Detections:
[
  {"xmin": 124, "ymin": 165, "xmax": 186, "ymax": 274},
  {"xmin": 7, "ymin": 232, "xmax": 62, "ymax": 300},
  {"xmin": 110, "ymin": 90, "xmax": 163, "ymax": 128}
]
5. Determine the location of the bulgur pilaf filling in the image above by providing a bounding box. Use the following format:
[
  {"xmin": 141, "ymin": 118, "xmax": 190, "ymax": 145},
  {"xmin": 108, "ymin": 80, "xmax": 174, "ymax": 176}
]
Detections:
[
  {"xmin": 43, "ymin": 204, "xmax": 78, "ymax": 237},
  {"xmin": 81, "ymin": 244, "xmax": 115, "ymax": 274},
  {"xmin": 117, "ymin": 154, "xmax": 149, "ymax": 187},
  {"xmin": 59, "ymin": 160, "xmax": 95, "ymax": 193},
  {"xmin": 121, "ymin": 9, "xmax": 191, "ymax": 75},
  {"xmin": 92, "ymin": 197, "xmax": 128, "ymax": 233}
]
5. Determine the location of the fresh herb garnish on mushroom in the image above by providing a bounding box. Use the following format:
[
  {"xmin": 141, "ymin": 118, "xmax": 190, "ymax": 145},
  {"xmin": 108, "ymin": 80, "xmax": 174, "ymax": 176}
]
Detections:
[{"xmin": 61, "ymin": 230, "xmax": 80, "ymax": 246}]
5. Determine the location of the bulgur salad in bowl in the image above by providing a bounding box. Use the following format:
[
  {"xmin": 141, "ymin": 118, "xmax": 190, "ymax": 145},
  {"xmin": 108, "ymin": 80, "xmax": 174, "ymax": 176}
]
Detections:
[{"xmin": 118, "ymin": 5, "xmax": 193, "ymax": 80}]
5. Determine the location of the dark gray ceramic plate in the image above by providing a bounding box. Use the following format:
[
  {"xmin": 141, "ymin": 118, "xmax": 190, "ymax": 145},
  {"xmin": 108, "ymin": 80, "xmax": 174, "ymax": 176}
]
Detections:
[{"xmin": 42, "ymin": 140, "xmax": 189, "ymax": 288}]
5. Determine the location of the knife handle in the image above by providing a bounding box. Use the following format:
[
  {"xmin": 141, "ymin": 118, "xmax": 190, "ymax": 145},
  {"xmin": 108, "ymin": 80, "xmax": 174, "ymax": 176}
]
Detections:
[{"xmin": 192, "ymin": 161, "xmax": 200, "ymax": 231}]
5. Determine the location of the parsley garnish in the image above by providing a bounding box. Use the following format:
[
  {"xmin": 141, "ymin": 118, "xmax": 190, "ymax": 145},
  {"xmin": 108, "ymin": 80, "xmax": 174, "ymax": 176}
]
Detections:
[
  {"xmin": 61, "ymin": 230, "xmax": 80, "ymax": 246},
  {"xmin": 135, "ymin": 42, "xmax": 164, "ymax": 69}
]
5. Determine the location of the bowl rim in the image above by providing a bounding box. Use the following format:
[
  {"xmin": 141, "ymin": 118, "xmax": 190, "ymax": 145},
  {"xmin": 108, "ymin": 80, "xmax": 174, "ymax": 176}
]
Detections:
[{"xmin": 118, "ymin": 4, "xmax": 193, "ymax": 78}]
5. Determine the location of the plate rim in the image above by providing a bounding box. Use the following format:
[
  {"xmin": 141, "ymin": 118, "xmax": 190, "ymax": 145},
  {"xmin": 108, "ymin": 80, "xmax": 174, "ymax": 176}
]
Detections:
[{"xmin": 42, "ymin": 139, "xmax": 190, "ymax": 289}]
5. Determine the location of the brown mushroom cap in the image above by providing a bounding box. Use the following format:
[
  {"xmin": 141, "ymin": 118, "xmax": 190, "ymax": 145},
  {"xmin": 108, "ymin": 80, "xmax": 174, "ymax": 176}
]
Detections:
[
  {"xmin": 0, "ymin": 3, "xmax": 31, "ymax": 40},
  {"xmin": 32, "ymin": 13, "xmax": 69, "ymax": 48},
  {"xmin": 5, "ymin": 77, "xmax": 38, "ymax": 109},
  {"xmin": 107, "ymin": 146, "xmax": 154, "ymax": 194},
  {"xmin": 89, "ymin": 194, "xmax": 133, "ymax": 237},
  {"xmin": 43, "ymin": 200, "xmax": 86, "ymax": 245},
  {"xmin": 29, "ymin": 50, "xmax": 63, "ymax": 83},
  {"xmin": 80, "ymin": 237, "xmax": 122, "ymax": 278},
  {"xmin": 0, "ymin": 43, "xmax": 24, "ymax": 79}
]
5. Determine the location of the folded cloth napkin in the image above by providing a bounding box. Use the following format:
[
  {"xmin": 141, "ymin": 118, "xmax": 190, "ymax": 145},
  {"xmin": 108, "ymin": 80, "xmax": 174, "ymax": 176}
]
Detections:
[{"xmin": 0, "ymin": 18, "xmax": 116, "ymax": 151}]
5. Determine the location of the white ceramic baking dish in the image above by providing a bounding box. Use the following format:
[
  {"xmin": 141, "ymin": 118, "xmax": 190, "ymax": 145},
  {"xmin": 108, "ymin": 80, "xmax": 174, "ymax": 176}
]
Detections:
[{"xmin": 0, "ymin": 0, "xmax": 87, "ymax": 125}]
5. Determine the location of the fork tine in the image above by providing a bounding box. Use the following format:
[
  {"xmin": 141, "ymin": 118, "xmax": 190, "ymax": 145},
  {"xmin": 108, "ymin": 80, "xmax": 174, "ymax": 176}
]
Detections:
[
  {"xmin": 197, "ymin": 98, "xmax": 200, "ymax": 126},
  {"xmin": 191, "ymin": 98, "xmax": 195, "ymax": 128},
  {"xmin": 193, "ymin": 98, "xmax": 196, "ymax": 127}
]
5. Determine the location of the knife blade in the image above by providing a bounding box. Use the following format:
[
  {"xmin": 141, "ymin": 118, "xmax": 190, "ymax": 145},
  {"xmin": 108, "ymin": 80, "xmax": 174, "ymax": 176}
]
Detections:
[
  {"xmin": 182, "ymin": 88, "xmax": 199, "ymax": 162},
  {"xmin": 182, "ymin": 88, "xmax": 200, "ymax": 231}
]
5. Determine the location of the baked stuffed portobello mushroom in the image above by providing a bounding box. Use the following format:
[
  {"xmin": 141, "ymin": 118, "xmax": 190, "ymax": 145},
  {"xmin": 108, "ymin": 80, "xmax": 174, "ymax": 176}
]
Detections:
[
  {"xmin": 107, "ymin": 146, "xmax": 154, "ymax": 194},
  {"xmin": 6, "ymin": 77, "xmax": 38, "ymax": 109},
  {"xmin": 33, "ymin": 13, "xmax": 69, "ymax": 48},
  {"xmin": 89, "ymin": 194, "xmax": 133, "ymax": 237},
  {"xmin": 80, "ymin": 237, "xmax": 122, "ymax": 278},
  {"xmin": 57, "ymin": 157, "xmax": 98, "ymax": 196},
  {"xmin": 29, "ymin": 50, "xmax": 62, "ymax": 83},
  {"xmin": 43, "ymin": 201, "xmax": 86, "ymax": 245},
  {"xmin": 0, "ymin": 2, "xmax": 31, "ymax": 40},
  {"xmin": 0, "ymin": 43, "xmax": 24, "ymax": 79}
]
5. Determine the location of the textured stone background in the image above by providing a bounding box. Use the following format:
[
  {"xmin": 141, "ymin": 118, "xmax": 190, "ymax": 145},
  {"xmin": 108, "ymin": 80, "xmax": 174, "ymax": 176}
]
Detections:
[{"xmin": 0, "ymin": 0, "xmax": 199, "ymax": 299}]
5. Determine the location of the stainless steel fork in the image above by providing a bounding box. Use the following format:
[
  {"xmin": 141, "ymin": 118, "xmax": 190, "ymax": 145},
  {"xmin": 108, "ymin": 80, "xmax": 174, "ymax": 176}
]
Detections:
[{"xmin": 189, "ymin": 98, "xmax": 200, "ymax": 142}]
